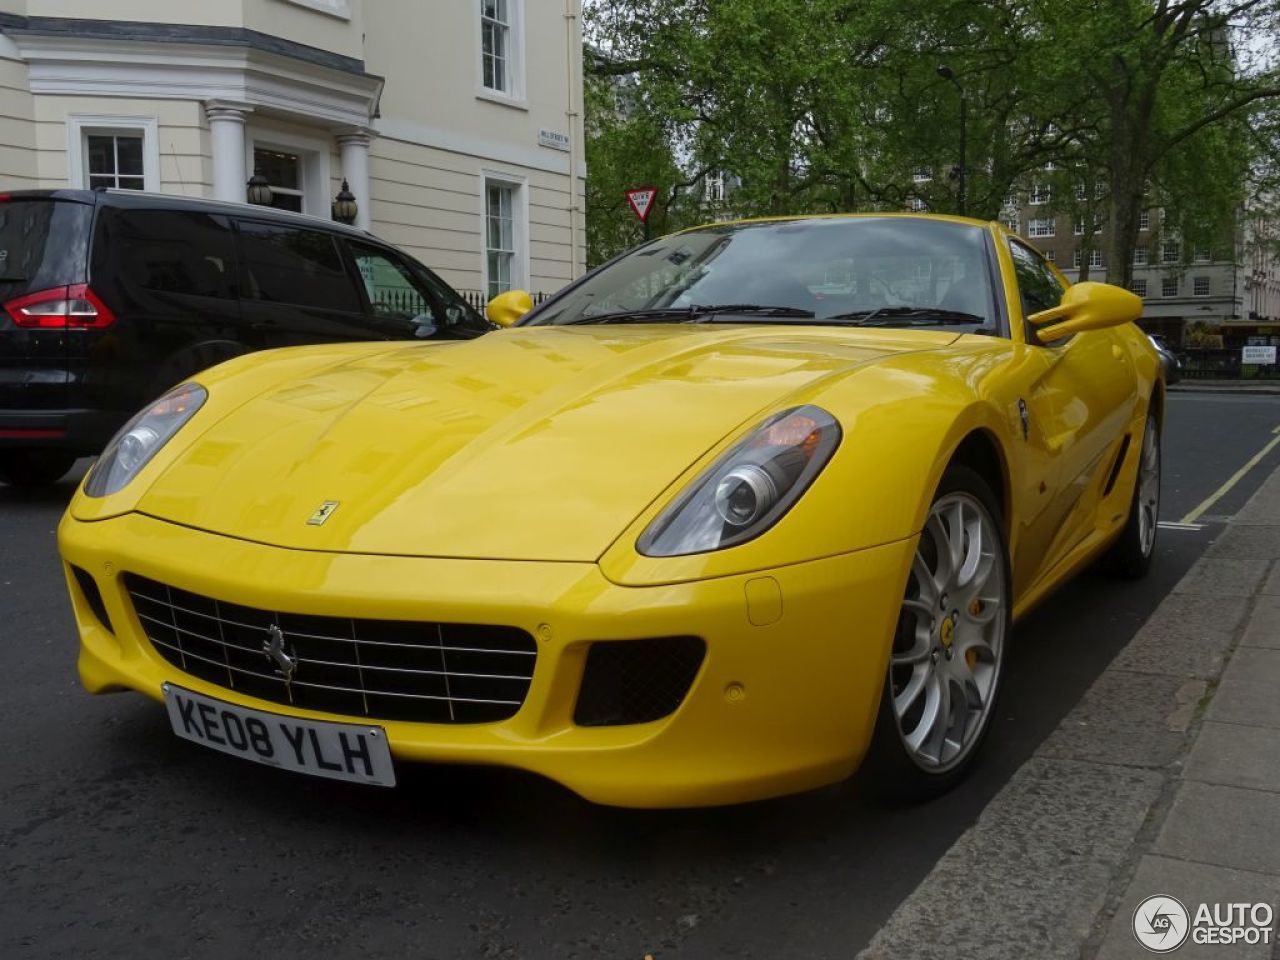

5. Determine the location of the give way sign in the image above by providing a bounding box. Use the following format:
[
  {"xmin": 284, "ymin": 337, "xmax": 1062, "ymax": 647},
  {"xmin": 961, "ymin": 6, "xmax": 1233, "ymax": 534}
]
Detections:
[{"xmin": 625, "ymin": 187, "xmax": 658, "ymax": 222}]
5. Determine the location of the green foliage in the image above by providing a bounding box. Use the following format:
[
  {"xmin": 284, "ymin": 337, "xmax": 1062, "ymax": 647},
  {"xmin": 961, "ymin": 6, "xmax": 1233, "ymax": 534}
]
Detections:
[{"xmin": 583, "ymin": 0, "xmax": 1280, "ymax": 275}]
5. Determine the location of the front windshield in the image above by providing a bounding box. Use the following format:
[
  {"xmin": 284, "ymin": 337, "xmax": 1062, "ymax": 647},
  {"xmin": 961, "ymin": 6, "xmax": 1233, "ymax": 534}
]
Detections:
[{"xmin": 528, "ymin": 217, "xmax": 999, "ymax": 332}]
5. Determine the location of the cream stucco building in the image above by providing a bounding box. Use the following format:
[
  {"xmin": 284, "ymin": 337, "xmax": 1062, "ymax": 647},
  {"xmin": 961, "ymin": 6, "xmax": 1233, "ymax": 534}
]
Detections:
[{"xmin": 0, "ymin": 0, "xmax": 585, "ymax": 299}]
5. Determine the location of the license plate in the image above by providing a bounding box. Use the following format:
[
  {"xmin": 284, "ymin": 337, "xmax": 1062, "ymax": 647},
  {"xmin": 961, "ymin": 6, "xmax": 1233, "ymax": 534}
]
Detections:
[{"xmin": 162, "ymin": 684, "xmax": 396, "ymax": 787}]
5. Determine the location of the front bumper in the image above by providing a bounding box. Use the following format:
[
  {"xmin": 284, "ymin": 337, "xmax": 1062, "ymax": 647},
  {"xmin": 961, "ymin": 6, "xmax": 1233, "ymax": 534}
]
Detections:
[{"xmin": 59, "ymin": 512, "xmax": 915, "ymax": 807}]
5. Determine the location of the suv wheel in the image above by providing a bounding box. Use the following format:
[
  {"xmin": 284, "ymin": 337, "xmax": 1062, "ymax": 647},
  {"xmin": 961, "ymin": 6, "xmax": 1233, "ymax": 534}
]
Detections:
[{"xmin": 0, "ymin": 449, "xmax": 77, "ymax": 487}]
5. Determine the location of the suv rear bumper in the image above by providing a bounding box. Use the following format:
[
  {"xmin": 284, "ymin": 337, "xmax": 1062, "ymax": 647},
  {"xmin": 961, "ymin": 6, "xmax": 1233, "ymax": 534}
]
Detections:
[{"xmin": 0, "ymin": 409, "xmax": 124, "ymax": 454}]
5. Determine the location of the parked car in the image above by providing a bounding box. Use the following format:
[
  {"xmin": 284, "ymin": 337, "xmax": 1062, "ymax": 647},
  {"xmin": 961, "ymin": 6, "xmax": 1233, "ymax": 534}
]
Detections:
[
  {"xmin": 1148, "ymin": 334, "xmax": 1182, "ymax": 384},
  {"xmin": 0, "ymin": 189, "xmax": 491, "ymax": 487},
  {"xmin": 59, "ymin": 214, "xmax": 1164, "ymax": 807}
]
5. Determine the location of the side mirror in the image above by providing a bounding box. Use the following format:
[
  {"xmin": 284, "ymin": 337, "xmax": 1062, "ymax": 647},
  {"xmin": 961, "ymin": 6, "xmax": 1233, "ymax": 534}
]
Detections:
[
  {"xmin": 1028, "ymin": 281, "xmax": 1142, "ymax": 342},
  {"xmin": 486, "ymin": 289, "xmax": 534, "ymax": 328}
]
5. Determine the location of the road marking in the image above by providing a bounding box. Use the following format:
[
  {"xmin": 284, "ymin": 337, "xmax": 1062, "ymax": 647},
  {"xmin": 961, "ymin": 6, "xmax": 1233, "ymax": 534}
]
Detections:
[
  {"xmin": 1158, "ymin": 521, "xmax": 1204, "ymax": 531},
  {"xmin": 1181, "ymin": 424, "xmax": 1280, "ymax": 524}
]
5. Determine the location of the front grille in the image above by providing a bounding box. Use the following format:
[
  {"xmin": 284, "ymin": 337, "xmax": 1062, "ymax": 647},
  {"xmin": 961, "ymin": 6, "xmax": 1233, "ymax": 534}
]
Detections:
[
  {"xmin": 125, "ymin": 575, "xmax": 537, "ymax": 724},
  {"xmin": 574, "ymin": 636, "xmax": 705, "ymax": 726}
]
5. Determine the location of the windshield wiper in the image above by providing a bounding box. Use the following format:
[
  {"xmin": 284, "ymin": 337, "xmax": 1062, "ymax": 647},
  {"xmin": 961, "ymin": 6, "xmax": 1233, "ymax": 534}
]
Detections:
[
  {"xmin": 564, "ymin": 303, "xmax": 816, "ymax": 325},
  {"xmin": 822, "ymin": 306, "xmax": 987, "ymax": 327}
]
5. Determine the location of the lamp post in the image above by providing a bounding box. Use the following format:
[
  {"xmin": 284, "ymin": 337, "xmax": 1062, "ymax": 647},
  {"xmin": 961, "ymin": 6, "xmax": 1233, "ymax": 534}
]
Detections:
[
  {"xmin": 936, "ymin": 64, "xmax": 967, "ymax": 216},
  {"xmin": 332, "ymin": 179, "xmax": 358, "ymax": 225}
]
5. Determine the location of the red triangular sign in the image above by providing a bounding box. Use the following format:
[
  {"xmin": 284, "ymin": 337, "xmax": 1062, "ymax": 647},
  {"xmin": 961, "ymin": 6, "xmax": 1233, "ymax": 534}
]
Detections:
[{"xmin": 625, "ymin": 187, "xmax": 658, "ymax": 222}]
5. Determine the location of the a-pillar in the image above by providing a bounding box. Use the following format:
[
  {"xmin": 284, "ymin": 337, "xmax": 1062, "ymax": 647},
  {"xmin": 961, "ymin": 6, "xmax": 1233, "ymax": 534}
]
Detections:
[
  {"xmin": 336, "ymin": 128, "xmax": 374, "ymax": 231},
  {"xmin": 205, "ymin": 101, "xmax": 253, "ymax": 203}
]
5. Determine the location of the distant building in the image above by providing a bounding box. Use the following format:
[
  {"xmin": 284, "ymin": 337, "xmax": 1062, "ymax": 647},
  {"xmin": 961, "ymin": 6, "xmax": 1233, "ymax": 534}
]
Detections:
[
  {"xmin": 1002, "ymin": 183, "xmax": 1272, "ymax": 346},
  {"xmin": 0, "ymin": 1, "xmax": 585, "ymax": 300}
]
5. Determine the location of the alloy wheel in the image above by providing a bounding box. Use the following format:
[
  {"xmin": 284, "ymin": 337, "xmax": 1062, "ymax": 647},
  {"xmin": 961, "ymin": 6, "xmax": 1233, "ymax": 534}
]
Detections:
[
  {"xmin": 1137, "ymin": 419, "xmax": 1161, "ymax": 558},
  {"xmin": 889, "ymin": 492, "xmax": 1007, "ymax": 773}
]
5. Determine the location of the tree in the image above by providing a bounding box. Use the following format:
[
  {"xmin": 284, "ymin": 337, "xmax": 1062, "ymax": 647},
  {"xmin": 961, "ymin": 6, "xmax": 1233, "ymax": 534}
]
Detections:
[{"xmin": 582, "ymin": 0, "xmax": 1280, "ymax": 278}]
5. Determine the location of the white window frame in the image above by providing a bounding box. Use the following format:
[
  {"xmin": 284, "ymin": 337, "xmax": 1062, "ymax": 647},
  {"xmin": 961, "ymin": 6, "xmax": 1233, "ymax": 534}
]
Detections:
[
  {"xmin": 476, "ymin": 0, "xmax": 527, "ymax": 109},
  {"xmin": 1002, "ymin": 214, "xmax": 1019, "ymax": 234},
  {"xmin": 1162, "ymin": 276, "xmax": 1179, "ymax": 297},
  {"xmin": 1139, "ymin": 210, "xmax": 1150, "ymax": 231},
  {"xmin": 1193, "ymin": 275, "xmax": 1211, "ymax": 297},
  {"xmin": 244, "ymin": 127, "xmax": 332, "ymax": 218},
  {"xmin": 1073, "ymin": 219, "xmax": 1085, "ymax": 236},
  {"xmin": 1162, "ymin": 240, "xmax": 1180, "ymax": 263},
  {"xmin": 1193, "ymin": 247, "xmax": 1211, "ymax": 263},
  {"xmin": 1028, "ymin": 218, "xmax": 1055, "ymax": 238},
  {"xmin": 1045, "ymin": 249, "xmax": 1056, "ymax": 263},
  {"xmin": 907, "ymin": 196, "xmax": 927, "ymax": 212},
  {"xmin": 67, "ymin": 115, "xmax": 160, "ymax": 192},
  {"xmin": 480, "ymin": 170, "xmax": 529, "ymax": 296},
  {"xmin": 1029, "ymin": 183, "xmax": 1050, "ymax": 205},
  {"xmin": 1088, "ymin": 249, "xmax": 1104, "ymax": 268},
  {"xmin": 705, "ymin": 172, "xmax": 725, "ymax": 202},
  {"xmin": 1133, "ymin": 246, "xmax": 1149, "ymax": 265},
  {"xmin": 1130, "ymin": 278, "xmax": 1147, "ymax": 297},
  {"xmin": 276, "ymin": 0, "xmax": 351, "ymax": 18}
]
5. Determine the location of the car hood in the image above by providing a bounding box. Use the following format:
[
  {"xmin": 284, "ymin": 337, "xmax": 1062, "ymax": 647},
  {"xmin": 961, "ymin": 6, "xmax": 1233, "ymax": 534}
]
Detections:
[{"xmin": 137, "ymin": 324, "xmax": 959, "ymax": 561}]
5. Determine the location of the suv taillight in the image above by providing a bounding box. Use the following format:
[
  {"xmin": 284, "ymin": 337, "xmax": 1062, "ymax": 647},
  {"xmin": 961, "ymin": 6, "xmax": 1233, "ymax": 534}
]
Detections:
[{"xmin": 4, "ymin": 285, "xmax": 115, "ymax": 329}]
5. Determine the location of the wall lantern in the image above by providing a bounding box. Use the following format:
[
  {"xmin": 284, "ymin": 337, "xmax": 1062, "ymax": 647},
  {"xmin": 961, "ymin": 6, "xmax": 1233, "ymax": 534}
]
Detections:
[
  {"xmin": 332, "ymin": 179, "xmax": 358, "ymax": 225},
  {"xmin": 246, "ymin": 171, "xmax": 273, "ymax": 206}
]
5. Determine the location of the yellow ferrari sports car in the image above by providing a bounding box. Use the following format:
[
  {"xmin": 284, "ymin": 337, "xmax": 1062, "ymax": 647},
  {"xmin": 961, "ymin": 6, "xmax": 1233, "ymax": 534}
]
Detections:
[{"xmin": 59, "ymin": 214, "xmax": 1162, "ymax": 807}]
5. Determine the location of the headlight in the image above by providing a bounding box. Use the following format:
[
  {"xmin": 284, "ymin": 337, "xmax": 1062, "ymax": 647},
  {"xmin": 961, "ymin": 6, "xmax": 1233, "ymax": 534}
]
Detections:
[
  {"xmin": 637, "ymin": 405, "xmax": 841, "ymax": 557},
  {"xmin": 83, "ymin": 383, "xmax": 207, "ymax": 497}
]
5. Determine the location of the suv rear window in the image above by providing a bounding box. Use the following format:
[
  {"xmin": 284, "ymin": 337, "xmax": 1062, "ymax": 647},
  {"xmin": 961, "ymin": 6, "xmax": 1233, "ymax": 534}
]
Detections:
[
  {"xmin": 0, "ymin": 199, "xmax": 91, "ymax": 294},
  {"xmin": 94, "ymin": 208, "xmax": 238, "ymax": 301},
  {"xmin": 237, "ymin": 221, "xmax": 361, "ymax": 313}
]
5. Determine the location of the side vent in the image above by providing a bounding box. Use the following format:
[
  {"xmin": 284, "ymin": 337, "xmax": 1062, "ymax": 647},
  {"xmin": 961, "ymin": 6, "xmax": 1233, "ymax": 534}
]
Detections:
[
  {"xmin": 1102, "ymin": 433, "xmax": 1132, "ymax": 497},
  {"xmin": 70, "ymin": 565, "xmax": 114, "ymax": 634}
]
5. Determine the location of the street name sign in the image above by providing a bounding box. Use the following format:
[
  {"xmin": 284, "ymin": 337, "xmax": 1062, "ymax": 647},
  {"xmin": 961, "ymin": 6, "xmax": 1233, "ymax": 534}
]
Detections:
[{"xmin": 1243, "ymin": 345, "xmax": 1277, "ymax": 365}]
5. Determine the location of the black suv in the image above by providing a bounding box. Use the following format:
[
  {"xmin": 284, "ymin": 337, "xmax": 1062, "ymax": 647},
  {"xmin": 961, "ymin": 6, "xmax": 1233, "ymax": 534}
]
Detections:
[{"xmin": 0, "ymin": 189, "xmax": 493, "ymax": 486}]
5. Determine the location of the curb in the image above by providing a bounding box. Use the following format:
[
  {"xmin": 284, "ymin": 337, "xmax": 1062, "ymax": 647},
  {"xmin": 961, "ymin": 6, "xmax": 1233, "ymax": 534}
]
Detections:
[
  {"xmin": 1169, "ymin": 383, "xmax": 1280, "ymax": 396},
  {"xmin": 857, "ymin": 467, "xmax": 1280, "ymax": 960}
]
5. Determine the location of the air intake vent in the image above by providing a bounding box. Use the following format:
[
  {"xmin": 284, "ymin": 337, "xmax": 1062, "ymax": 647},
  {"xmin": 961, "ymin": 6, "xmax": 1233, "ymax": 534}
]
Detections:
[
  {"xmin": 574, "ymin": 636, "xmax": 705, "ymax": 727},
  {"xmin": 71, "ymin": 565, "xmax": 113, "ymax": 634}
]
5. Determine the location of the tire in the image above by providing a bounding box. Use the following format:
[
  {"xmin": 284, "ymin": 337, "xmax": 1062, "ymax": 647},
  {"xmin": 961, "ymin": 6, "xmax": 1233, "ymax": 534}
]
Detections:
[
  {"xmin": 1106, "ymin": 414, "xmax": 1160, "ymax": 579},
  {"xmin": 858, "ymin": 464, "xmax": 1012, "ymax": 802},
  {"xmin": 0, "ymin": 448, "xmax": 77, "ymax": 487}
]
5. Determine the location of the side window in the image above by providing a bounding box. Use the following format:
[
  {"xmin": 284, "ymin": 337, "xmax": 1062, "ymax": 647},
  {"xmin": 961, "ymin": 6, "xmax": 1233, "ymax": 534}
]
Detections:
[
  {"xmin": 349, "ymin": 242, "xmax": 489, "ymax": 331},
  {"xmin": 348, "ymin": 243, "xmax": 437, "ymax": 323},
  {"xmin": 103, "ymin": 209, "xmax": 237, "ymax": 300},
  {"xmin": 236, "ymin": 221, "xmax": 361, "ymax": 313},
  {"xmin": 1008, "ymin": 240, "xmax": 1065, "ymax": 319}
]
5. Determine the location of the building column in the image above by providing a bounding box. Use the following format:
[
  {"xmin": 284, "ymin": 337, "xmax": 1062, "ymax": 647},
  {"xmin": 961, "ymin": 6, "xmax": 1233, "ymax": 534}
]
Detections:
[
  {"xmin": 205, "ymin": 101, "xmax": 253, "ymax": 203},
  {"xmin": 337, "ymin": 128, "xmax": 375, "ymax": 231}
]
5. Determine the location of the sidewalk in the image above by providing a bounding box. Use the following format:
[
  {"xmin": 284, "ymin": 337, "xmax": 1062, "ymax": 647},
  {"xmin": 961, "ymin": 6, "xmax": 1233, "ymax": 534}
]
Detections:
[
  {"xmin": 858, "ymin": 466, "xmax": 1280, "ymax": 959},
  {"xmin": 1170, "ymin": 381, "xmax": 1280, "ymax": 396}
]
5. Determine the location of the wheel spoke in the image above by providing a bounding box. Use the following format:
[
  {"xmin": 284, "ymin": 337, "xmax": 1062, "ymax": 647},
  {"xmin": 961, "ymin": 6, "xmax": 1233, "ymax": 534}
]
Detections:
[
  {"xmin": 894, "ymin": 665, "xmax": 929, "ymax": 712},
  {"xmin": 904, "ymin": 672, "xmax": 943, "ymax": 755},
  {"xmin": 956, "ymin": 510, "xmax": 983, "ymax": 588},
  {"xmin": 912, "ymin": 551, "xmax": 940, "ymax": 604},
  {"xmin": 925, "ymin": 513, "xmax": 954, "ymax": 585}
]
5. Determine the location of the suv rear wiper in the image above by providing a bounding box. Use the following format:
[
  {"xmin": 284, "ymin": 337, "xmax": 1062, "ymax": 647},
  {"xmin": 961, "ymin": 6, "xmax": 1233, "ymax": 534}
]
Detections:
[
  {"xmin": 564, "ymin": 304, "xmax": 816, "ymax": 325},
  {"xmin": 823, "ymin": 306, "xmax": 986, "ymax": 327}
]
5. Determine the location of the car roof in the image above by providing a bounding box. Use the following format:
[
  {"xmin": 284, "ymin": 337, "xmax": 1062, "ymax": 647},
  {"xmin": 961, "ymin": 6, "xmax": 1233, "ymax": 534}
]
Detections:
[
  {"xmin": 670, "ymin": 211, "xmax": 996, "ymax": 237},
  {"xmin": 0, "ymin": 188, "xmax": 378, "ymax": 240}
]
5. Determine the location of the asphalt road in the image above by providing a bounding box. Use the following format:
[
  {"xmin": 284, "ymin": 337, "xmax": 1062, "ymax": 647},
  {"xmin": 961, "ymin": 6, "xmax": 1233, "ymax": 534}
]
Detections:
[{"xmin": 1, "ymin": 391, "xmax": 1276, "ymax": 960}]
